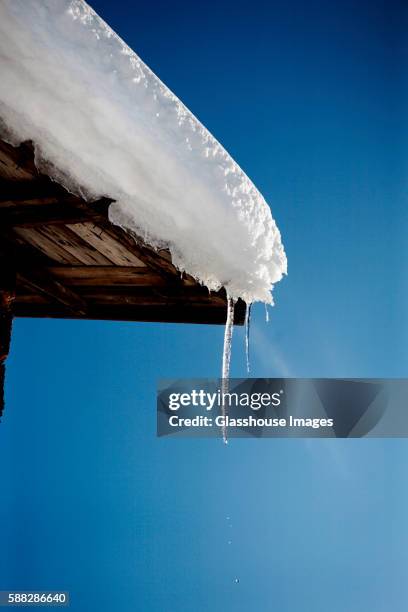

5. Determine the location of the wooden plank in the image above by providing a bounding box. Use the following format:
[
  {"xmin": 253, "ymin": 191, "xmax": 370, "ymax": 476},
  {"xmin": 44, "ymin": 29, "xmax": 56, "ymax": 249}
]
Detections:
[
  {"xmin": 79, "ymin": 283, "xmax": 225, "ymax": 301},
  {"xmin": 14, "ymin": 294, "xmax": 49, "ymax": 304},
  {"xmin": 40, "ymin": 225, "xmax": 114, "ymax": 265},
  {"xmin": 102, "ymin": 224, "xmax": 196, "ymax": 286},
  {"xmin": 13, "ymin": 292, "xmax": 226, "ymax": 315},
  {"xmin": 12, "ymin": 301, "xmax": 246, "ymax": 326},
  {"xmin": 1, "ymin": 205, "xmax": 92, "ymax": 227},
  {"xmin": 82, "ymin": 294, "xmax": 225, "ymax": 307},
  {"xmin": 0, "ymin": 197, "xmax": 111, "ymax": 227},
  {"xmin": 13, "ymin": 227, "xmax": 83, "ymax": 264},
  {"xmin": 0, "ymin": 139, "xmax": 37, "ymax": 182},
  {"xmin": 108, "ymin": 226, "xmax": 184, "ymax": 279},
  {"xmin": 15, "ymin": 225, "xmax": 114, "ymax": 265},
  {"xmin": 13, "ymin": 287, "xmax": 227, "ymax": 305},
  {"xmin": 13, "ymin": 279, "xmax": 243, "ymax": 322},
  {"xmin": 0, "ymin": 179, "xmax": 67, "ymax": 202},
  {"xmin": 46, "ymin": 266, "xmax": 165, "ymax": 287},
  {"xmin": 0, "ymin": 230, "xmax": 62, "ymax": 268},
  {"xmin": 67, "ymin": 222, "xmax": 146, "ymax": 266},
  {"xmin": 17, "ymin": 269, "xmax": 87, "ymax": 316},
  {"xmin": 0, "ymin": 197, "xmax": 60, "ymax": 209}
]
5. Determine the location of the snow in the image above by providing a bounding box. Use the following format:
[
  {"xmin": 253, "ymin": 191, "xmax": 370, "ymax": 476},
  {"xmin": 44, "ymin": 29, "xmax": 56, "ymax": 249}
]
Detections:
[{"xmin": 0, "ymin": 0, "xmax": 287, "ymax": 305}]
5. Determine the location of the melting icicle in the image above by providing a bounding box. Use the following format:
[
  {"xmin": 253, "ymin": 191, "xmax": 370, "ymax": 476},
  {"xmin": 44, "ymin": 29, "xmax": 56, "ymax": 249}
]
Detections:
[
  {"xmin": 222, "ymin": 298, "xmax": 235, "ymax": 380},
  {"xmin": 244, "ymin": 303, "xmax": 252, "ymax": 374},
  {"xmin": 221, "ymin": 298, "xmax": 235, "ymax": 444},
  {"xmin": 265, "ymin": 303, "xmax": 270, "ymax": 323}
]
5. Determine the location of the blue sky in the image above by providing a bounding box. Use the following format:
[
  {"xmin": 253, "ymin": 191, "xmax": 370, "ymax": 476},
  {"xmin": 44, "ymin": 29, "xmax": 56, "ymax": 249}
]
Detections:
[{"xmin": 0, "ymin": 0, "xmax": 407, "ymax": 610}]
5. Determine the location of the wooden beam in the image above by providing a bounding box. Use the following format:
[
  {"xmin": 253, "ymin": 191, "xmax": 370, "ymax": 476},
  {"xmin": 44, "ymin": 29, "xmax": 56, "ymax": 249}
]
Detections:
[
  {"xmin": 66, "ymin": 222, "xmax": 146, "ymax": 266},
  {"xmin": 0, "ymin": 263, "xmax": 15, "ymax": 421},
  {"xmin": 0, "ymin": 230, "xmax": 61, "ymax": 267},
  {"xmin": 17, "ymin": 268, "xmax": 87, "ymax": 316},
  {"xmin": 0, "ymin": 196, "xmax": 61, "ymax": 209},
  {"xmin": 15, "ymin": 277, "xmax": 231, "ymax": 309},
  {"xmin": 12, "ymin": 299, "xmax": 247, "ymax": 326},
  {"xmin": 0, "ymin": 197, "xmax": 112, "ymax": 227},
  {"xmin": 12, "ymin": 227, "xmax": 84, "ymax": 264},
  {"xmin": 0, "ymin": 139, "xmax": 37, "ymax": 181},
  {"xmin": 13, "ymin": 225, "xmax": 116, "ymax": 265},
  {"xmin": 80, "ymin": 288, "xmax": 226, "ymax": 306},
  {"xmin": 0, "ymin": 179, "xmax": 67, "ymax": 202},
  {"xmin": 106, "ymin": 225, "xmax": 196, "ymax": 283},
  {"xmin": 35, "ymin": 225, "xmax": 114, "ymax": 265},
  {"xmin": 44, "ymin": 266, "xmax": 165, "ymax": 286}
]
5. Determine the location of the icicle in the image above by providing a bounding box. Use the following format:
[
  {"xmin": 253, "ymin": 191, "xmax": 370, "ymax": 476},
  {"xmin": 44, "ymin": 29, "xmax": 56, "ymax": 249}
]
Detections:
[
  {"xmin": 222, "ymin": 298, "xmax": 235, "ymax": 383},
  {"xmin": 244, "ymin": 303, "xmax": 252, "ymax": 374},
  {"xmin": 221, "ymin": 297, "xmax": 235, "ymax": 444},
  {"xmin": 264, "ymin": 303, "xmax": 270, "ymax": 323}
]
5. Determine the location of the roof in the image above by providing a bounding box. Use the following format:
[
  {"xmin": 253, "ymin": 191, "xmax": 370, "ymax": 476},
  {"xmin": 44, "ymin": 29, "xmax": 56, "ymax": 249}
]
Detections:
[
  {"xmin": 0, "ymin": 0, "xmax": 286, "ymax": 306},
  {"xmin": 0, "ymin": 137, "xmax": 246, "ymax": 325}
]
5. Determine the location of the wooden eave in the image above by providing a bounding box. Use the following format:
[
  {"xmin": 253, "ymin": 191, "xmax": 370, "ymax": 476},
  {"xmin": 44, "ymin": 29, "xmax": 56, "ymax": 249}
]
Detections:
[{"xmin": 0, "ymin": 138, "xmax": 246, "ymax": 326}]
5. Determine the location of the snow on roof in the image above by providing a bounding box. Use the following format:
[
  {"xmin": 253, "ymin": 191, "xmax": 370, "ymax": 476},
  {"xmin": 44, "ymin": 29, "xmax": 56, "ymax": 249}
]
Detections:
[{"xmin": 0, "ymin": 0, "xmax": 287, "ymax": 305}]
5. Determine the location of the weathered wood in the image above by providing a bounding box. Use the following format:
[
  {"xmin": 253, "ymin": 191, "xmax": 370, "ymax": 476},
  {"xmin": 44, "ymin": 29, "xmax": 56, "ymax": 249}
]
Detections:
[
  {"xmin": 0, "ymin": 196, "xmax": 61, "ymax": 209},
  {"xmin": 107, "ymin": 225, "xmax": 195, "ymax": 284},
  {"xmin": 110, "ymin": 227, "xmax": 175, "ymax": 274},
  {"xmin": 38, "ymin": 225, "xmax": 113, "ymax": 265},
  {"xmin": 0, "ymin": 197, "xmax": 111, "ymax": 227},
  {"xmin": 0, "ymin": 231, "xmax": 60, "ymax": 268},
  {"xmin": 0, "ymin": 179, "xmax": 68, "ymax": 201},
  {"xmin": 0, "ymin": 264, "xmax": 16, "ymax": 421},
  {"xmin": 0, "ymin": 139, "xmax": 37, "ymax": 182},
  {"xmin": 12, "ymin": 293, "xmax": 49, "ymax": 305},
  {"xmin": 67, "ymin": 222, "xmax": 146, "ymax": 267},
  {"xmin": 17, "ymin": 269, "xmax": 87, "ymax": 316},
  {"xmin": 12, "ymin": 299, "xmax": 247, "ymax": 326},
  {"xmin": 13, "ymin": 226, "xmax": 83, "ymax": 264},
  {"xmin": 81, "ymin": 286, "xmax": 226, "ymax": 305},
  {"xmin": 45, "ymin": 266, "xmax": 164, "ymax": 286},
  {"xmin": 14, "ymin": 278, "xmax": 229, "ymax": 309},
  {"xmin": 13, "ymin": 225, "xmax": 111, "ymax": 265}
]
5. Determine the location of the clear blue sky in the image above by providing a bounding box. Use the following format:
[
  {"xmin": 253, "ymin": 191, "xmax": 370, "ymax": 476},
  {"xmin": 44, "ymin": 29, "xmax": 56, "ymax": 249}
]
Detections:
[{"xmin": 1, "ymin": 0, "xmax": 408, "ymax": 610}]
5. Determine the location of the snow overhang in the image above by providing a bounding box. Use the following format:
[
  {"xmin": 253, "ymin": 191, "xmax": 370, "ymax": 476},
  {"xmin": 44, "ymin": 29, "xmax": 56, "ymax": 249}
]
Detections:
[{"xmin": 0, "ymin": 0, "xmax": 287, "ymax": 306}]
